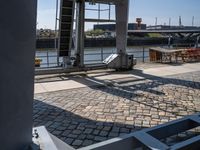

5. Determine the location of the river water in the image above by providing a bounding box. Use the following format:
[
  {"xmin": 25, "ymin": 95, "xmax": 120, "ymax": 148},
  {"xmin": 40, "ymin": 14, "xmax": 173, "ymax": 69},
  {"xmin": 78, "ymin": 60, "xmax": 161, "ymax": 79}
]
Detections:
[{"xmin": 36, "ymin": 46, "xmax": 155, "ymax": 68}]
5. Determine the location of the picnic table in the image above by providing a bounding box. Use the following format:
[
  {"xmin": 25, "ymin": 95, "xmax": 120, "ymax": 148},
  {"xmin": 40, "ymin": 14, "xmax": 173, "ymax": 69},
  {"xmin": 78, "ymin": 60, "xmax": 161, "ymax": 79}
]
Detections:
[
  {"xmin": 149, "ymin": 47, "xmax": 186, "ymax": 63},
  {"xmin": 182, "ymin": 48, "xmax": 200, "ymax": 62}
]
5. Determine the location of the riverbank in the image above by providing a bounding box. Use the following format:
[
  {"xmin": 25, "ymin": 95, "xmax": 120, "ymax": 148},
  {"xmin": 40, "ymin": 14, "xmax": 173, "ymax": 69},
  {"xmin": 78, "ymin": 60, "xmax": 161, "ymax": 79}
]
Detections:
[{"xmin": 36, "ymin": 37, "xmax": 196, "ymax": 49}]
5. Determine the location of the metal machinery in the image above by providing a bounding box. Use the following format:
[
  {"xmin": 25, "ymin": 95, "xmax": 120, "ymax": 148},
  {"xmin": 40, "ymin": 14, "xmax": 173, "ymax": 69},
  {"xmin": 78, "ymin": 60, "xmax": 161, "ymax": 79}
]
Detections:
[
  {"xmin": 80, "ymin": 113, "xmax": 200, "ymax": 150},
  {"xmin": 103, "ymin": 53, "xmax": 135, "ymax": 70},
  {"xmin": 58, "ymin": 0, "xmax": 135, "ymax": 71},
  {"xmin": 32, "ymin": 113, "xmax": 200, "ymax": 150}
]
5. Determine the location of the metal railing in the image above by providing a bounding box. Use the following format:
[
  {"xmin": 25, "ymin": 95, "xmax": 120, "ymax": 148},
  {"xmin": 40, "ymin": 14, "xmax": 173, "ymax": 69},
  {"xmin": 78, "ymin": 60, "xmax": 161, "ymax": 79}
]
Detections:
[
  {"xmin": 37, "ymin": 42, "xmax": 200, "ymax": 69},
  {"xmin": 35, "ymin": 46, "xmax": 151, "ymax": 69},
  {"xmin": 35, "ymin": 49, "xmax": 62, "ymax": 68},
  {"xmin": 84, "ymin": 47, "xmax": 149, "ymax": 64}
]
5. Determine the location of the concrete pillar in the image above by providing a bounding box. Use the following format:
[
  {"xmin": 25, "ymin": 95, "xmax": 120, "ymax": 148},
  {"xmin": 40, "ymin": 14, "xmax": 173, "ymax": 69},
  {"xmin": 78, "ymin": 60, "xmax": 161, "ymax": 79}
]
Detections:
[
  {"xmin": 0, "ymin": 0, "xmax": 37, "ymax": 150},
  {"xmin": 115, "ymin": 0, "xmax": 129, "ymax": 54},
  {"xmin": 196, "ymin": 36, "xmax": 200, "ymax": 48},
  {"xmin": 75, "ymin": 0, "xmax": 85, "ymax": 67}
]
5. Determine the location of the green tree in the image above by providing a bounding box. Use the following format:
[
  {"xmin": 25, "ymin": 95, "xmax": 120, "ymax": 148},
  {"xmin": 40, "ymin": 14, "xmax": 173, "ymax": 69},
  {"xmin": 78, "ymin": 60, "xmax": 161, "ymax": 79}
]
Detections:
[{"xmin": 85, "ymin": 29, "xmax": 104, "ymax": 37}]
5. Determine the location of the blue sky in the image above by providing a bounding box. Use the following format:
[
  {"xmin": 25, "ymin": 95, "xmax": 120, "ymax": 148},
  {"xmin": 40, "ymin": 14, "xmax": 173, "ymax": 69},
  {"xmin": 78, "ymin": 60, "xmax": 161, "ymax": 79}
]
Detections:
[{"xmin": 37, "ymin": 0, "xmax": 200, "ymax": 30}]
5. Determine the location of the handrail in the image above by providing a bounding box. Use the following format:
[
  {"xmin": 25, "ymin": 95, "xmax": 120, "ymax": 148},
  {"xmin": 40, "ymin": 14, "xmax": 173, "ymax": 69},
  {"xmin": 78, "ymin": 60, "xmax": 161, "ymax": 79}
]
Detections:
[{"xmin": 36, "ymin": 47, "xmax": 150, "ymax": 68}]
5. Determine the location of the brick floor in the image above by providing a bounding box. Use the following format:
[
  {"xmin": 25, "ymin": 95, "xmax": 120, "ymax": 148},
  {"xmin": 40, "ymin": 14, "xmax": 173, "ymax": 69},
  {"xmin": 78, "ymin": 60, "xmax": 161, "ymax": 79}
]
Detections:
[{"xmin": 34, "ymin": 71, "xmax": 200, "ymax": 149}]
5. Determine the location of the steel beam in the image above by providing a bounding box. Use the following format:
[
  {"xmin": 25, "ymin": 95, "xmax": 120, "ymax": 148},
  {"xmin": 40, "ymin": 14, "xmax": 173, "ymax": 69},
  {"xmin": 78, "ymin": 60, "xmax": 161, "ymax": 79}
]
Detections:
[
  {"xmin": 80, "ymin": 113, "xmax": 200, "ymax": 150},
  {"xmin": 84, "ymin": 19, "xmax": 115, "ymax": 22},
  {"xmin": 128, "ymin": 29, "xmax": 200, "ymax": 34},
  {"xmin": 75, "ymin": 0, "xmax": 85, "ymax": 67}
]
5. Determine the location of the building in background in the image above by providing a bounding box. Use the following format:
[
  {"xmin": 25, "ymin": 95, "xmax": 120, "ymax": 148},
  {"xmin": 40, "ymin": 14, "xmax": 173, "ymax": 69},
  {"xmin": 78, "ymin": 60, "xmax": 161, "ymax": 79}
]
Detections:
[{"xmin": 94, "ymin": 23, "xmax": 147, "ymax": 31}]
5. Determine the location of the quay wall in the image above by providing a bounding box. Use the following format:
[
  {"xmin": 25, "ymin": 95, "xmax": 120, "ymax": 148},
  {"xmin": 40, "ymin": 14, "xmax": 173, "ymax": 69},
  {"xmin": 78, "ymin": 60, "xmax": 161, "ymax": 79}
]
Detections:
[{"xmin": 36, "ymin": 37, "xmax": 195, "ymax": 49}]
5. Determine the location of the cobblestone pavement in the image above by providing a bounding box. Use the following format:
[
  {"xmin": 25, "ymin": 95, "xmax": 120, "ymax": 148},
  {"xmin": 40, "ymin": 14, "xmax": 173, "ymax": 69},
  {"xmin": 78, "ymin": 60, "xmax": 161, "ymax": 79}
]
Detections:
[{"xmin": 34, "ymin": 71, "xmax": 200, "ymax": 149}]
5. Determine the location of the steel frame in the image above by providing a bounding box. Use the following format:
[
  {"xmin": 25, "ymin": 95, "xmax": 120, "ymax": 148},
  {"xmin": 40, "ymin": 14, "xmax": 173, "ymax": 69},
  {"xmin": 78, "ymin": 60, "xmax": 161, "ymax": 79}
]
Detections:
[
  {"xmin": 73, "ymin": 0, "xmax": 129, "ymax": 69},
  {"xmin": 79, "ymin": 113, "xmax": 200, "ymax": 150}
]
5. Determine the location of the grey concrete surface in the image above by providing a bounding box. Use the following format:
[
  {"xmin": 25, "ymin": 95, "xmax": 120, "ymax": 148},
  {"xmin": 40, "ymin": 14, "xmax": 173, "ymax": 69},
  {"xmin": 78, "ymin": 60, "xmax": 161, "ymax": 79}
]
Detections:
[
  {"xmin": 0, "ymin": 0, "xmax": 37, "ymax": 149},
  {"xmin": 34, "ymin": 62, "xmax": 200, "ymax": 94}
]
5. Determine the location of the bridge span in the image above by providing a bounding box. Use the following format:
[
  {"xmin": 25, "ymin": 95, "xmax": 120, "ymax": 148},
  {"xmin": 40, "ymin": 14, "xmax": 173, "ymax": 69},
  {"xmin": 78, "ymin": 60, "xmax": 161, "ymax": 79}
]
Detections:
[
  {"xmin": 128, "ymin": 29, "xmax": 200, "ymax": 39},
  {"xmin": 128, "ymin": 29, "xmax": 200, "ymax": 34}
]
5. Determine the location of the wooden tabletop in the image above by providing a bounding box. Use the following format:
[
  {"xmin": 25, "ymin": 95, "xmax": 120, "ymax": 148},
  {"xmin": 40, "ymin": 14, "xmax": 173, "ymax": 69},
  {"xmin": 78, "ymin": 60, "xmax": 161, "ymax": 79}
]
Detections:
[{"xmin": 149, "ymin": 47, "xmax": 187, "ymax": 53}]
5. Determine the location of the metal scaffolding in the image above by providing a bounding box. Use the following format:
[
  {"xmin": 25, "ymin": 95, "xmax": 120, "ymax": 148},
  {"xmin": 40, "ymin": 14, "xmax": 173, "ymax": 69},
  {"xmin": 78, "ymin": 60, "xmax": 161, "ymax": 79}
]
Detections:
[{"xmin": 58, "ymin": 0, "xmax": 131, "ymax": 70}]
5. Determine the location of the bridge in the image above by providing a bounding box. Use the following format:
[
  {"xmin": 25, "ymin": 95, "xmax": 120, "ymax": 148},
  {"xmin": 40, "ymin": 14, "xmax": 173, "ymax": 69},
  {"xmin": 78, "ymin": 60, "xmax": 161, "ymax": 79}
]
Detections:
[
  {"xmin": 129, "ymin": 29, "xmax": 200, "ymax": 34},
  {"xmin": 128, "ymin": 29, "xmax": 200, "ymax": 40}
]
